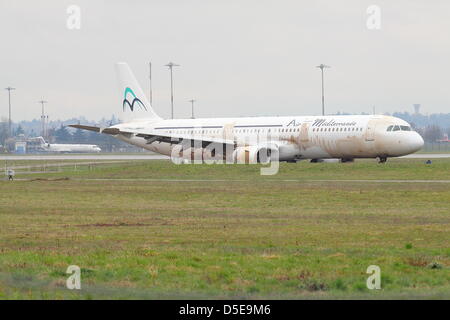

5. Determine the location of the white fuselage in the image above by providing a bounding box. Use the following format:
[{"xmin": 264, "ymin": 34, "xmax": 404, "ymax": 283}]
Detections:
[
  {"xmin": 44, "ymin": 143, "xmax": 101, "ymax": 153},
  {"xmin": 111, "ymin": 114, "xmax": 423, "ymax": 161}
]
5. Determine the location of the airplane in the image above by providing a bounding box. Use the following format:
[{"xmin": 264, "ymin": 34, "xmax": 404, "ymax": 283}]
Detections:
[
  {"xmin": 437, "ymin": 134, "xmax": 450, "ymax": 143},
  {"xmin": 35, "ymin": 136, "xmax": 101, "ymax": 153},
  {"xmin": 70, "ymin": 63, "xmax": 424, "ymax": 164}
]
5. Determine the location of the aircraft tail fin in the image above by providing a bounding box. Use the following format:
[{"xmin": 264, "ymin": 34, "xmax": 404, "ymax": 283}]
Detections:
[
  {"xmin": 36, "ymin": 136, "xmax": 46, "ymax": 145},
  {"xmin": 115, "ymin": 62, "xmax": 161, "ymax": 121}
]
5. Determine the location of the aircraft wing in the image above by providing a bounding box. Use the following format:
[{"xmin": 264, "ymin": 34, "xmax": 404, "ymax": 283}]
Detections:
[
  {"xmin": 134, "ymin": 132, "xmax": 236, "ymax": 148},
  {"xmin": 69, "ymin": 124, "xmax": 101, "ymax": 132},
  {"xmin": 69, "ymin": 124, "xmax": 124, "ymax": 135},
  {"xmin": 69, "ymin": 124, "xmax": 236, "ymax": 148}
]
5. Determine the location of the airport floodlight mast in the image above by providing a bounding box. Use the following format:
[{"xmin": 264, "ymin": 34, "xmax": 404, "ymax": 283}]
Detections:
[
  {"xmin": 5, "ymin": 87, "xmax": 15, "ymax": 138},
  {"xmin": 38, "ymin": 100, "xmax": 48, "ymax": 139},
  {"xmin": 149, "ymin": 61, "xmax": 153, "ymax": 106},
  {"xmin": 45, "ymin": 115, "xmax": 49, "ymax": 139},
  {"xmin": 165, "ymin": 62, "xmax": 180, "ymax": 119},
  {"xmin": 188, "ymin": 99, "xmax": 196, "ymax": 119},
  {"xmin": 316, "ymin": 64, "xmax": 330, "ymax": 116}
]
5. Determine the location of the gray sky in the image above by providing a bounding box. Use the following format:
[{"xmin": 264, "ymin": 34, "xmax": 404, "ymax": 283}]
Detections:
[{"xmin": 1, "ymin": 0, "xmax": 449, "ymax": 121}]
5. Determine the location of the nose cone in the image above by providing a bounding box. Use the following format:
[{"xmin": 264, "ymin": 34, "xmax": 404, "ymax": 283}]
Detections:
[{"xmin": 409, "ymin": 133, "xmax": 424, "ymax": 153}]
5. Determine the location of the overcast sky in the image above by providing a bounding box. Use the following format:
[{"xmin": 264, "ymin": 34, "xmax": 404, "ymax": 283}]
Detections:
[{"xmin": 1, "ymin": 0, "xmax": 449, "ymax": 122}]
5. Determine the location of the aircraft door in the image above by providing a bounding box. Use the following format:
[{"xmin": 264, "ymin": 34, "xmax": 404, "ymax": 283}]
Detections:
[
  {"xmin": 365, "ymin": 120, "xmax": 377, "ymax": 141},
  {"xmin": 300, "ymin": 122, "xmax": 310, "ymax": 143}
]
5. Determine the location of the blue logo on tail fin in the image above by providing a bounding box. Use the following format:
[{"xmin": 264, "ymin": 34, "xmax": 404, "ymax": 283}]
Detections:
[{"xmin": 123, "ymin": 87, "xmax": 147, "ymax": 111}]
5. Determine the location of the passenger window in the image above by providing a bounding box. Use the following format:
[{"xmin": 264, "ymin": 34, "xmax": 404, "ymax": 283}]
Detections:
[{"xmin": 393, "ymin": 125, "xmax": 400, "ymax": 131}]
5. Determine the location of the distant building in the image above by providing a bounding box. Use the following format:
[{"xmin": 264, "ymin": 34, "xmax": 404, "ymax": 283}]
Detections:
[
  {"xmin": 4, "ymin": 136, "xmax": 47, "ymax": 153},
  {"xmin": 413, "ymin": 104, "xmax": 421, "ymax": 114},
  {"xmin": 27, "ymin": 137, "xmax": 48, "ymax": 153},
  {"xmin": 15, "ymin": 141, "xmax": 27, "ymax": 154}
]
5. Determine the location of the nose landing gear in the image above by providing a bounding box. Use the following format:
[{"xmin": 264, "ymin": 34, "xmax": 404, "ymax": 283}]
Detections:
[{"xmin": 378, "ymin": 156, "xmax": 387, "ymax": 163}]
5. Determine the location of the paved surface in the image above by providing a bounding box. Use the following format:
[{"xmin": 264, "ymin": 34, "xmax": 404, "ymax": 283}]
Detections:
[
  {"xmin": 7, "ymin": 161, "xmax": 127, "ymax": 170},
  {"xmin": 0, "ymin": 154, "xmax": 169, "ymax": 160},
  {"xmin": 1, "ymin": 153, "xmax": 449, "ymax": 161},
  {"xmin": 7, "ymin": 178, "xmax": 450, "ymax": 183},
  {"xmin": 400, "ymin": 154, "xmax": 450, "ymax": 159}
]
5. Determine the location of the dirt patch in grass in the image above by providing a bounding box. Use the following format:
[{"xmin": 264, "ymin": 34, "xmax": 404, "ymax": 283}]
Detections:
[
  {"xmin": 75, "ymin": 222, "xmax": 157, "ymax": 228},
  {"xmin": 405, "ymin": 255, "xmax": 431, "ymax": 267},
  {"xmin": 28, "ymin": 177, "xmax": 70, "ymax": 182}
]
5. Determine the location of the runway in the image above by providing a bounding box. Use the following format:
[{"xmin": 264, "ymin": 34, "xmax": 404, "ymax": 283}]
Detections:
[
  {"xmin": 0, "ymin": 153, "xmax": 449, "ymax": 161},
  {"xmin": 10, "ymin": 178, "xmax": 450, "ymax": 183},
  {"xmin": 0, "ymin": 154, "xmax": 169, "ymax": 161},
  {"xmin": 400, "ymin": 154, "xmax": 450, "ymax": 159}
]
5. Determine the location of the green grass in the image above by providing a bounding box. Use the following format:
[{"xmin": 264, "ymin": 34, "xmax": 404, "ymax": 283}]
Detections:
[
  {"xmin": 12, "ymin": 157, "xmax": 450, "ymax": 181},
  {"xmin": 0, "ymin": 159, "xmax": 449, "ymax": 299}
]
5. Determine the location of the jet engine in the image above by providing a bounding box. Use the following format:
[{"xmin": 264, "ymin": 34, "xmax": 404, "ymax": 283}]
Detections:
[{"xmin": 232, "ymin": 144, "xmax": 279, "ymax": 164}]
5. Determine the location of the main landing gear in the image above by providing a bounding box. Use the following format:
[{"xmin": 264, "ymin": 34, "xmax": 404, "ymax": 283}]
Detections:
[{"xmin": 378, "ymin": 156, "xmax": 387, "ymax": 163}]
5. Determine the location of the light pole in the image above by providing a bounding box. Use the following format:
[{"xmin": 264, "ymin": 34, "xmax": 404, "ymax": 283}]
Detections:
[
  {"xmin": 149, "ymin": 61, "xmax": 153, "ymax": 106},
  {"xmin": 316, "ymin": 64, "xmax": 330, "ymax": 116},
  {"xmin": 38, "ymin": 100, "xmax": 48, "ymax": 139},
  {"xmin": 188, "ymin": 99, "xmax": 196, "ymax": 119},
  {"xmin": 165, "ymin": 62, "xmax": 180, "ymax": 119},
  {"xmin": 5, "ymin": 87, "xmax": 15, "ymax": 137}
]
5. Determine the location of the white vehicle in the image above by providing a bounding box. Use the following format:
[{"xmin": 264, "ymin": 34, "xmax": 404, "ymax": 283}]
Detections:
[
  {"xmin": 71, "ymin": 63, "xmax": 423, "ymax": 163},
  {"xmin": 36, "ymin": 137, "xmax": 101, "ymax": 153}
]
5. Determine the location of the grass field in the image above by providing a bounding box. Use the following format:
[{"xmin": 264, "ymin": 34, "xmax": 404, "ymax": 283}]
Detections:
[{"xmin": 0, "ymin": 158, "xmax": 449, "ymax": 299}]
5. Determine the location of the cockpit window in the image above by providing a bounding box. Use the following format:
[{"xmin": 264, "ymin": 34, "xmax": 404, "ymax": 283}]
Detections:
[{"xmin": 387, "ymin": 125, "xmax": 413, "ymax": 132}]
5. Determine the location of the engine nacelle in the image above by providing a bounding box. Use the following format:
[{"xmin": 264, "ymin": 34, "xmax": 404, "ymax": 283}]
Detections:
[{"xmin": 232, "ymin": 145, "xmax": 279, "ymax": 164}]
